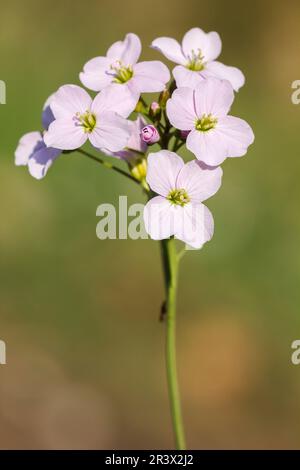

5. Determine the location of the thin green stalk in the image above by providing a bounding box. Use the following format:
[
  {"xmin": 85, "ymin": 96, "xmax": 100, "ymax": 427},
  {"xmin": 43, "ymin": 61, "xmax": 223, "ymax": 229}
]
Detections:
[
  {"xmin": 161, "ymin": 238, "xmax": 186, "ymax": 450},
  {"xmin": 76, "ymin": 148, "xmax": 140, "ymax": 185}
]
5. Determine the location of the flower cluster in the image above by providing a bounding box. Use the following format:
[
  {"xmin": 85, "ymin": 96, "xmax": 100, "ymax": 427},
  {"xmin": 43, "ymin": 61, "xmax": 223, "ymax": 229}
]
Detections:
[{"xmin": 15, "ymin": 28, "xmax": 254, "ymax": 248}]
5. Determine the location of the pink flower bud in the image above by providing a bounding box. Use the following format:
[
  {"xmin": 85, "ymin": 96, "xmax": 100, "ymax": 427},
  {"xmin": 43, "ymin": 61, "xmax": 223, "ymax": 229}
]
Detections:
[
  {"xmin": 180, "ymin": 130, "xmax": 190, "ymax": 140},
  {"xmin": 150, "ymin": 102, "xmax": 160, "ymax": 113},
  {"xmin": 141, "ymin": 125, "xmax": 160, "ymax": 145}
]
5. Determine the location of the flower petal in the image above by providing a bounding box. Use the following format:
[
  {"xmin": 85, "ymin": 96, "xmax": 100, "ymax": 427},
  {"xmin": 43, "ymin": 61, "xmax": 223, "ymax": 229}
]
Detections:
[
  {"xmin": 79, "ymin": 57, "xmax": 113, "ymax": 92},
  {"xmin": 166, "ymin": 87, "xmax": 196, "ymax": 130},
  {"xmin": 182, "ymin": 28, "xmax": 222, "ymax": 62},
  {"xmin": 174, "ymin": 202, "xmax": 214, "ymax": 249},
  {"xmin": 89, "ymin": 111, "xmax": 130, "ymax": 152},
  {"xmin": 215, "ymin": 115, "xmax": 255, "ymax": 157},
  {"xmin": 127, "ymin": 115, "xmax": 148, "ymax": 153},
  {"xmin": 91, "ymin": 84, "xmax": 138, "ymax": 118},
  {"xmin": 131, "ymin": 61, "xmax": 170, "ymax": 93},
  {"xmin": 146, "ymin": 150, "xmax": 184, "ymax": 197},
  {"xmin": 42, "ymin": 93, "xmax": 56, "ymax": 130},
  {"xmin": 186, "ymin": 128, "xmax": 227, "ymax": 165},
  {"xmin": 193, "ymin": 78, "xmax": 234, "ymax": 117},
  {"xmin": 28, "ymin": 145, "xmax": 61, "ymax": 180},
  {"xmin": 50, "ymin": 85, "xmax": 92, "ymax": 119},
  {"xmin": 151, "ymin": 37, "xmax": 186, "ymax": 65},
  {"xmin": 204, "ymin": 61, "xmax": 245, "ymax": 91},
  {"xmin": 107, "ymin": 33, "xmax": 141, "ymax": 65},
  {"xmin": 176, "ymin": 160, "xmax": 223, "ymax": 203},
  {"xmin": 44, "ymin": 118, "xmax": 87, "ymax": 150},
  {"xmin": 173, "ymin": 65, "xmax": 205, "ymax": 88},
  {"xmin": 143, "ymin": 196, "xmax": 176, "ymax": 240},
  {"xmin": 15, "ymin": 131, "xmax": 43, "ymax": 166}
]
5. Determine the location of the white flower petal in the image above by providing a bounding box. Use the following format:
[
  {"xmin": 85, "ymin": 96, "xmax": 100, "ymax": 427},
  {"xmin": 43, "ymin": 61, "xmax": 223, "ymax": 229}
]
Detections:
[
  {"xmin": 204, "ymin": 61, "xmax": 245, "ymax": 91},
  {"xmin": 50, "ymin": 85, "xmax": 92, "ymax": 119},
  {"xmin": 194, "ymin": 78, "xmax": 234, "ymax": 117},
  {"xmin": 89, "ymin": 111, "xmax": 130, "ymax": 152},
  {"xmin": 174, "ymin": 202, "xmax": 214, "ymax": 249},
  {"xmin": 151, "ymin": 37, "xmax": 186, "ymax": 65},
  {"xmin": 44, "ymin": 118, "xmax": 87, "ymax": 150},
  {"xmin": 91, "ymin": 84, "xmax": 138, "ymax": 118},
  {"xmin": 28, "ymin": 146, "xmax": 61, "ymax": 180},
  {"xmin": 146, "ymin": 150, "xmax": 184, "ymax": 197},
  {"xmin": 131, "ymin": 61, "xmax": 170, "ymax": 93},
  {"xmin": 216, "ymin": 115, "xmax": 255, "ymax": 157},
  {"xmin": 173, "ymin": 65, "xmax": 205, "ymax": 88},
  {"xmin": 107, "ymin": 33, "xmax": 141, "ymax": 65},
  {"xmin": 166, "ymin": 87, "xmax": 196, "ymax": 130},
  {"xmin": 143, "ymin": 196, "xmax": 176, "ymax": 240},
  {"xmin": 182, "ymin": 28, "xmax": 222, "ymax": 62},
  {"xmin": 186, "ymin": 128, "xmax": 227, "ymax": 165},
  {"xmin": 176, "ymin": 160, "xmax": 223, "ymax": 203},
  {"xmin": 15, "ymin": 132, "xmax": 43, "ymax": 166},
  {"xmin": 79, "ymin": 57, "xmax": 113, "ymax": 92}
]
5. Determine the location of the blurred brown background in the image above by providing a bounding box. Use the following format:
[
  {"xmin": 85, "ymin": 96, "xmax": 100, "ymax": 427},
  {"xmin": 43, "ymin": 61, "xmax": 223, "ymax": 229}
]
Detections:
[{"xmin": 1, "ymin": 0, "xmax": 300, "ymax": 449}]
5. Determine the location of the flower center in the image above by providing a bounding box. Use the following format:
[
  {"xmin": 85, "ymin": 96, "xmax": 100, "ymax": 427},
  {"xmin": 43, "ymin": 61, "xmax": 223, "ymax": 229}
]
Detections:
[
  {"xmin": 75, "ymin": 111, "xmax": 96, "ymax": 133},
  {"xmin": 195, "ymin": 114, "xmax": 218, "ymax": 132},
  {"xmin": 167, "ymin": 188, "xmax": 190, "ymax": 207},
  {"xmin": 186, "ymin": 49, "xmax": 205, "ymax": 71},
  {"xmin": 110, "ymin": 60, "xmax": 133, "ymax": 84}
]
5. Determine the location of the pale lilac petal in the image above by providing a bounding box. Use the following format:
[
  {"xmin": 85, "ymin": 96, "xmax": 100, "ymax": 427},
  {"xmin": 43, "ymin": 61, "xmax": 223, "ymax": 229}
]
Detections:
[
  {"xmin": 28, "ymin": 145, "xmax": 61, "ymax": 180},
  {"xmin": 44, "ymin": 118, "xmax": 87, "ymax": 150},
  {"xmin": 176, "ymin": 160, "xmax": 223, "ymax": 203},
  {"xmin": 173, "ymin": 65, "xmax": 205, "ymax": 88},
  {"xmin": 15, "ymin": 131, "xmax": 43, "ymax": 166},
  {"xmin": 42, "ymin": 93, "xmax": 56, "ymax": 129},
  {"xmin": 186, "ymin": 128, "xmax": 227, "ymax": 165},
  {"xmin": 151, "ymin": 37, "xmax": 186, "ymax": 65},
  {"xmin": 127, "ymin": 116, "xmax": 147, "ymax": 153},
  {"xmin": 79, "ymin": 57, "xmax": 113, "ymax": 91},
  {"xmin": 131, "ymin": 61, "xmax": 170, "ymax": 93},
  {"xmin": 174, "ymin": 202, "xmax": 214, "ymax": 248},
  {"xmin": 107, "ymin": 33, "xmax": 141, "ymax": 65},
  {"xmin": 182, "ymin": 28, "xmax": 222, "ymax": 62},
  {"xmin": 166, "ymin": 87, "xmax": 196, "ymax": 130},
  {"xmin": 91, "ymin": 84, "xmax": 138, "ymax": 118},
  {"xmin": 193, "ymin": 78, "xmax": 234, "ymax": 117},
  {"xmin": 215, "ymin": 115, "xmax": 255, "ymax": 157},
  {"xmin": 204, "ymin": 61, "xmax": 245, "ymax": 91},
  {"xmin": 50, "ymin": 85, "xmax": 92, "ymax": 119},
  {"xmin": 143, "ymin": 196, "xmax": 176, "ymax": 240},
  {"xmin": 89, "ymin": 111, "xmax": 130, "ymax": 152},
  {"xmin": 146, "ymin": 151, "xmax": 184, "ymax": 197}
]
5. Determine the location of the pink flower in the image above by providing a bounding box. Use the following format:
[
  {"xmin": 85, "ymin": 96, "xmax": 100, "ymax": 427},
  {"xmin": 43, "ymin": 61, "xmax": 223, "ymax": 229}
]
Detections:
[
  {"xmin": 152, "ymin": 27, "xmax": 244, "ymax": 91},
  {"xmin": 15, "ymin": 95, "xmax": 62, "ymax": 179},
  {"xmin": 166, "ymin": 78, "xmax": 254, "ymax": 166},
  {"xmin": 141, "ymin": 125, "xmax": 160, "ymax": 144},
  {"xmin": 80, "ymin": 33, "xmax": 170, "ymax": 114},
  {"xmin": 143, "ymin": 151, "xmax": 222, "ymax": 248},
  {"xmin": 44, "ymin": 85, "xmax": 131, "ymax": 152},
  {"xmin": 101, "ymin": 115, "xmax": 148, "ymax": 160}
]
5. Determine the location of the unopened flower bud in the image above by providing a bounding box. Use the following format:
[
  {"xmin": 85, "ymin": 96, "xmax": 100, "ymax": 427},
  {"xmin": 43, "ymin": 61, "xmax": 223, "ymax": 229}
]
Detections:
[
  {"xmin": 149, "ymin": 102, "xmax": 161, "ymax": 120},
  {"xmin": 141, "ymin": 125, "xmax": 160, "ymax": 145}
]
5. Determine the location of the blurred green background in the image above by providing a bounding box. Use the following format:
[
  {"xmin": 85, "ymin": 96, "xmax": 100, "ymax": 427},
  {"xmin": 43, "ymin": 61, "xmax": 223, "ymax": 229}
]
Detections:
[{"xmin": 1, "ymin": 0, "xmax": 300, "ymax": 449}]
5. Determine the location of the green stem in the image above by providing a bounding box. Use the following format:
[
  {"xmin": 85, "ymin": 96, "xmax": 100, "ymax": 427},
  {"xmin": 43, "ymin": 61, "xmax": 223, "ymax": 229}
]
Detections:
[
  {"xmin": 161, "ymin": 238, "xmax": 186, "ymax": 450},
  {"xmin": 76, "ymin": 148, "xmax": 140, "ymax": 185}
]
